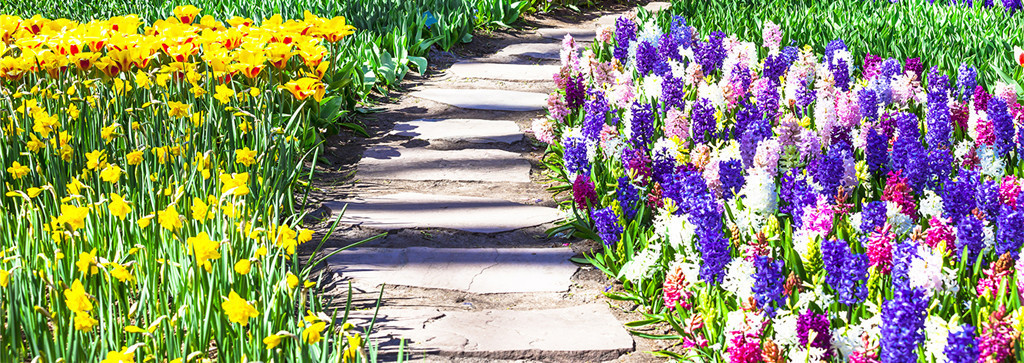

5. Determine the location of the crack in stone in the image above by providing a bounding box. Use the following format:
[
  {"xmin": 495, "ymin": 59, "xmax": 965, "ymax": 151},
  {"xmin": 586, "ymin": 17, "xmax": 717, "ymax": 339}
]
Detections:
[{"xmin": 465, "ymin": 250, "xmax": 501, "ymax": 291}]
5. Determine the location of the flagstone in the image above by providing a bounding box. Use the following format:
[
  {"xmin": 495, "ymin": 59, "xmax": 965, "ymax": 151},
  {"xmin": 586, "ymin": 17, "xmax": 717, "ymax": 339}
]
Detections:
[
  {"xmin": 447, "ymin": 61, "xmax": 559, "ymax": 81},
  {"xmin": 494, "ymin": 42, "xmax": 562, "ymax": 60},
  {"xmin": 357, "ymin": 146, "xmax": 531, "ymax": 182},
  {"xmin": 537, "ymin": 28, "xmax": 596, "ymax": 42},
  {"xmin": 410, "ymin": 89, "xmax": 547, "ymax": 111},
  {"xmin": 391, "ymin": 119, "xmax": 522, "ymax": 144}
]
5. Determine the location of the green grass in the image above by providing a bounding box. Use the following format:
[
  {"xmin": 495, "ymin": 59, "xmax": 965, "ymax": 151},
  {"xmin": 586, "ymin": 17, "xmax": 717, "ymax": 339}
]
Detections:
[{"xmin": 667, "ymin": 0, "xmax": 1024, "ymax": 87}]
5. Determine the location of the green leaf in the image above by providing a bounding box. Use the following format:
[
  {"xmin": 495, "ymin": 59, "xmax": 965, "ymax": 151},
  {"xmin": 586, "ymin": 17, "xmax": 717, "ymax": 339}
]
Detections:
[{"xmin": 408, "ymin": 56, "xmax": 428, "ymax": 74}]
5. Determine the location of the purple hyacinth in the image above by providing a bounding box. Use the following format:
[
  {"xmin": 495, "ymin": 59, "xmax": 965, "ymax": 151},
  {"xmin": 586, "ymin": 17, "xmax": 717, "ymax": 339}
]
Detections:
[
  {"xmin": 664, "ymin": 167, "xmax": 710, "ymax": 215},
  {"xmin": 695, "ymin": 31, "xmax": 726, "ymax": 74},
  {"xmin": 719, "ymin": 159, "xmax": 745, "ymax": 199},
  {"xmin": 591, "ymin": 207, "xmax": 623, "ymax": 246},
  {"xmin": 905, "ymin": 57, "xmax": 924, "ymax": 80},
  {"xmin": 755, "ymin": 76, "xmax": 781, "ymax": 124},
  {"xmin": 565, "ymin": 74, "xmax": 585, "ymax": 110},
  {"xmin": 613, "ymin": 17, "xmax": 637, "ymax": 63},
  {"xmin": 863, "ymin": 53, "xmax": 883, "ymax": 80},
  {"xmin": 944, "ymin": 324, "xmax": 979, "ymax": 363},
  {"xmin": 943, "ymin": 169, "xmax": 978, "ymax": 223},
  {"xmin": 692, "ymin": 196, "xmax": 731, "ymax": 284},
  {"xmin": 752, "ymin": 256, "xmax": 786, "ymax": 317},
  {"xmin": 978, "ymin": 180, "xmax": 1001, "ymax": 221},
  {"xmin": 739, "ymin": 105, "xmax": 770, "ymax": 167},
  {"xmin": 891, "ymin": 112, "xmax": 927, "ymax": 191},
  {"xmin": 866, "ymin": 127, "xmax": 889, "ymax": 175},
  {"xmin": 691, "ymin": 98, "xmax": 717, "ymax": 144},
  {"xmin": 617, "ymin": 176, "xmax": 641, "ymax": 220},
  {"xmin": 622, "ymin": 147, "xmax": 652, "ymax": 183},
  {"xmin": 563, "ymin": 135, "xmax": 590, "ymax": 177},
  {"xmin": 781, "ymin": 45, "xmax": 799, "ymax": 66},
  {"xmin": 973, "ymin": 85, "xmax": 991, "ymax": 112},
  {"xmin": 812, "ymin": 141, "xmax": 850, "ymax": 197},
  {"xmin": 926, "ymin": 148, "xmax": 953, "ymax": 191},
  {"xmin": 661, "ymin": 75, "xmax": 687, "ymax": 110},
  {"xmin": 880, "ymin": 275, "xmax": 928, "ymax": 363},
  {"xmin": 636, "ymin": 40, "xmax": 659, "ymax": 76},
  {"xmin": 879, "ymin": 58, "xmax": 902, "ymax": 80},
  {"xmin": 831, "ymin": 58, "xmax": 851, "ymax": 92},
  {"xmin": 821, "ymin": 239, "xmax": 848, "ymax": 289},
  {"xmin": 797, "ymin": 309, "xmax": 833, "ymax": 359},
  {"xmin": 630, "ymin": 101, "xmax": 655, "ymax": 149},
  {"xmin": 926, "ymin": 70, "xmax": 952, "ymax": 149},
  {"xmin": 796, "ymin": 78, "xmax": 817, "ymax": 113},
  {"xmin": 582, "ymin": 89, "xmax": 609, "ymax": 141},
  {"xmin": 839, "ymin": 252, "xmax": 869, "ymax": 305},
  {"xmin": 658, "ymin": 33, "xmax": 681, "ymax": 62},
  {"xmin": 872, "ymin": 76, "xmax": 894, "ymax": 106},
  {"xmin": 861, "ymin": 201, "xmax": 888, "ymax": 234},
  {"xmin": 762, "ymin": 53, "xmax": 788, "ymax": 82},
  {"xmin": 988, "ymin": 97, "xmax": 1015, "ymax": 155},
  {"xmin": 824, "ymin": 39, "xmax": 847, "ymax": 65},
  {"xmin": 652, "ymin": 146, "xmax": 676, "ymax": 186},
  {"xmin": 669, "ymin": 16, "xmax": 693, "ymax": 49},
  {"xmin": 781, "ymin": 169, "xmax": 818, "ymax": 227},
  {"xmin": 957, "ymin": 214, "xmax": 985, "ymax": 266},
  {"xmin": 859, "ymin": 88, "xmax": 880, "ymax": 123},
  {"xmin": 957, "ymin": 64, "xmax": 978, "ymax": 101},
  {"xmin": 996, "ymin": 205, "xmax": 1024, "ymax": 258}
]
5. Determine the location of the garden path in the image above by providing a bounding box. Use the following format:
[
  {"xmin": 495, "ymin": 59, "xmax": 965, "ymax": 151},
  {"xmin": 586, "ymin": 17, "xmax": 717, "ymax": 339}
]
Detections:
[{"xmin": 313, "ymin": 3, "xmax": 671, "ymax": 362}]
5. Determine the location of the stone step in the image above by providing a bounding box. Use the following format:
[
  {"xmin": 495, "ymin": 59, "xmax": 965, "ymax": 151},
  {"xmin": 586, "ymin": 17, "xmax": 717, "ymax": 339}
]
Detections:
[
  {"xmin": 537, "ymin": 28, "xmax": 596, "ymax": 42},
  {"xmin": 325, "ymin": 192, "xmax": 561, "ymax": 233},
  {"xmin": 494, "ymin": 42, "xmax": 562, "ymax": 61},
  {"xmin": 391, "ymin": 119, "xmax": 522, "ymax": 144},
  {"xmin": 410, "ymin": 88, "xmax": 548, "ymax": 112},
  {"xmin": 447, "ymin": 61, "xmax": 559, "ymax": 82},
  {"xmin": 644, "ymin": 1, "xmax": 671, "ymax": 12},
  {"xmin": 350, "ymin": 305, "xmax": 634, "ymax": 361},
  {"xmin": 357, "ymin": 145, "xmax": 531, "ymax": 182},
  {"xmin": 328, "ymin": 247, "xmax": 577, "ymax": 293}
]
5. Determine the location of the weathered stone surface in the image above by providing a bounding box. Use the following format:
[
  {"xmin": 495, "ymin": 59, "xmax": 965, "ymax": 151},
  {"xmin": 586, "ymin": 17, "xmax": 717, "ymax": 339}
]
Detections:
[
  {"xmin": 325, "ymin": 192, "xmax": 561, "ymax": 233},
  {"xmin": 328, "ymin": 247, "xmax": 577, "ymax": 293},
  {"xmin": 391, "ymin": 119, "xmax": 522, "ymax": 144},
  {"xmin": 357, "ymin": 146, "xmax": 530, "ymax": 182},
  {"xmin": 411, "ymin": 89, "xmax": 547, "ymax": 111},
  {"xmin": 537, "ymin": 28, "xmax": 596, "ymax": 42},
  {"xmin": 348, "ymin": 305, "xmax": 634, "ymax": 361},
  {"xmin": 448, "ymin": 62, "xmax": 559, "ymax": 81},
  {"xmin": 594, "ymin": 14, "xmax": 620, "ymax": 28},
  {"xmin": 644, "ymin": 2, "xmax": 672, "ymax": 12},
  {"xmin": 494, "ymin": 42, "xmax": 562, "ymax": 60}
]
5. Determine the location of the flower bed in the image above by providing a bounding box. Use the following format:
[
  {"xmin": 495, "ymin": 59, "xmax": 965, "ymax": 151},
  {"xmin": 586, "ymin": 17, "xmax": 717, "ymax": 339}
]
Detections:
[
  {"xmin": 0, "ymin": 8, "xmax": 376, "ymax": 361},
  {"xmin": 539, "ymin": 11, "xmax": 1024, "ymax": 362}
]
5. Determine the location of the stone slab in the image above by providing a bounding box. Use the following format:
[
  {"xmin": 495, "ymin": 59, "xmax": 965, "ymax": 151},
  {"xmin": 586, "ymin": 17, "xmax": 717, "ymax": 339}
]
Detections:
[
  {"xmin": 594, "ymin": 14, "xmax": 620, "ymax": 28},
  {"xmin": 357, "ymin": 145, "xmax": 530, "ymax": 182},
  {"xmin": 348, "ymin": 305, "xmax": 634, "ymax": 361},
  {"xmin": 410, "ymin": 89, "xmax": 547, "ymax": 111},
  {"xmin": 391, "ymin": 119, "xmax": 522, "ymax": 144},
  {"xmin": 643, "ymin": 2, "xmax": 672, "ymax": 12},
  {"xmin": 325, "ymin": 192, "xmax": 561, "ymax": 233},
  {"xmin": 328, "ymin": 247, "xmax": 577, "ymax": 293},
  {"xmin": 447, "ymin": 61, "xmax": 559, "ymax": 81},
  {"xmin": 494, "ymin": 42, "xmax": 562, "ymax": 60},
  {"xmin": 537, "ymin": 28, "xmax": 596, "ymax": 42}
]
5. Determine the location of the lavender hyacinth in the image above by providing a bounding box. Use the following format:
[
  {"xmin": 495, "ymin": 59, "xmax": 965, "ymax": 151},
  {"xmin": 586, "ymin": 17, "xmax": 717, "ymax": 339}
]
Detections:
[
  {"xmin": 824, "ymin": 38, "xmax": 847, "ymax": 65},
  {"xmin": 839, "ymin": 253, "xmax": 869, "ymax": 305},
  {"xmin": 752, "ymin": 256, "xmax": 786, "ymax": 317},
  {"xmin": 755, "ymin": 76, "xmax": 781, "ymax": 123},
  {"xmin": 859, "ymin": 88, "xmax": 880, "ymax": 123},
  {"xmin": 926, "ymin": 71, "xmax": 952, "ymax": 149},
  {"xmin": 879, "ymin": 57, "xmax": 902, "ymax": 80},
  {"xmin": 944, "ymin": 324, "xmax": 979, "ymax": 363},
  {"xmin": 691, "ymin": 98, "xmax": 717, "ymax": 144},
  {"xmin": 630, "ymin": 101, "xmax": 655, "ymax": 149},
  {"xmin": 926, "ymin": 148, "xmax": 953, "ymax": 191},
  {"xmin": 781, "ymin": 169, "xmax": 817, "ymax": 227},
  {"xmin": 591, "ymin": 207, "xmax": 623, "ymax": 246},
  {"xmin": 613, "ymin": 17, "xmax": 637, "ymax": 63},
  {"xmin": 669, "ymin": 16, "xmax": 693, "ymax": 49},
  {"xmin": 865, "ymin": 127, "xmax": 889, "ymax": 175}
]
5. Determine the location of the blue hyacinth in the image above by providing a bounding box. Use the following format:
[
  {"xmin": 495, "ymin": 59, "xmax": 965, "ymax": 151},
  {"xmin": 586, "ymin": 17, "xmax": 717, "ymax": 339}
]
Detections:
[{"xmin": 752, "ymin": 256, "xmax": 786, "ymax": 317}]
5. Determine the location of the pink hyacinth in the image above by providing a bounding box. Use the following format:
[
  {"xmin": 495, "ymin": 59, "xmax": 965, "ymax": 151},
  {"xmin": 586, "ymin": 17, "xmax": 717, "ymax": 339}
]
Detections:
[
  {"xmin": 979, "ymin": 306, "xmax": 1017, "ymax": 363},
  {"xmin": 976, "ymin": 261, "xmax": 1012, "ymax": 299},
  {"xmin": 611, "ymin": 77, "xmax": 636, "ymax": 108},
  {"xmin": 663, "ymin": 262, "xmax": 693, "ymax": 310},
  {"xmin": 999, "ymin": 176, "xmax": 1021, "ymax": 209},
  {"xmin": 836, "ymin": 91, "xmax": 861, "ymax": 129},
  {"xmin": 599, "ymin": 123, "xmax": 618, "ymax": 151},
  {"xmin": 762, "ymin": 20, "xmax": 782, "ymax": 51},
  {"xmin": 560, "ymin": 34, "xmax": 579, "ymax": 71},
  {"xmin": 977, "ymin": 116, "xmax": 996, "ymax": 146},
  {"xmin": 597, "ymin": 25, "xmax": 613, "ymax": 44},
  {"xmin": 881, "ymin": 171, "xmax": 917, "ymax": 216},
  {"xmin": 727, "ymin": 332, "xmax": 763, "ymax": 363},
  {"xmin": 867, "ymin": 224, "xmax": 895, "ymax": 274},
  {"xmin": 664, "ymin": 108, "xmax": 690, "ymax": 140},
  {"xmin": 753, "ymin": 138, "xmax": 781, "ymax": 172},
  {"xmin": 994, "ymin": 82, "xmax": 1018, "ymax": 107},
  {"xmin": 703, "ymin": 161, "xmax": 723, "ymax": 199},
  {"xmin": 547, "ymin": 93, "xmax": 569, "ymax": 121},
  {"xmin": 530, "ymin": 118, "xmax": 555, "ymax": 144},
  {"xmin": 924, "ymin": 216, "xmax": 956, "ymax": 252},
  {"xmin": 804, "ymin": 196, "xmax": 835, "ymax": 238}
]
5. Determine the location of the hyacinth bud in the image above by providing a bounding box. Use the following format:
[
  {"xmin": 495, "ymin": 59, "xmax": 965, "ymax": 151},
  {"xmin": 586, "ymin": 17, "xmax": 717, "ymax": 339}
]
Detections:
[
  {"xmin": 761, "ymin": 339, "xmax": 784, "ymax": 363},
  {"xmin": 784, "ymin": 271, "xmax": 801, "ymax": 296}
]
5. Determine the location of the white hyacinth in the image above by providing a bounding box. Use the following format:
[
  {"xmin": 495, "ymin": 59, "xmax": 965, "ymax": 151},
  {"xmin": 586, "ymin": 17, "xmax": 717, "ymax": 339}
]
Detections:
[
  {"xmin": 721, "ymin": 257, "xmax": 756, "ymax": 301},
  {"xmin": 918, "ymin": 190, "xmax": 945, "ymax": 219}
]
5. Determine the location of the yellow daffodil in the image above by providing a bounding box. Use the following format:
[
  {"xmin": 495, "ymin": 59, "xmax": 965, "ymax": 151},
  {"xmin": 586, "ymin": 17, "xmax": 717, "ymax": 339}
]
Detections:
[
  {"xmin": 235, "ymin": 147, "xmax": 257, "ymax": 166},
  {"xmin": 219, "ymin": 172, "xmax": 250, "ymax": 196},
  {"xmin": 76, "ymin": 249, "xmax": 98, "ymax": 276},
  {"xmin": 100, "ymin": 347, "xmax": 135, "ymax": 363},
  {"xmin": 58, "ymin": 203, "xmax": 89, "ymax": 231},
  {"xmin": 221, "ymin": 290, "xmax": 258, "ymax": 326},
  {"xmin": 63, "ymin": 279, "xmax": 93, "ymax": 313},
  {"xmin": 234, "ymin": 259, "xmax": 251, "ymax": 275},
  {"xmin": 108, "ymin": 193, "xmax": 132, "ymax": 220},
  {"xmin": 191, "ymin": 197, "xmax": 210, "ymax": 222},
  {"xmin": 214, "ymin": 84, "xmax": 235, "ymax": 104},
  {"xmin": 187, "ymin": 232, "xmax": 221, "ymax": 272},
  {"xmin": 6, "ymin": 161, "xmax": 30, "ymax": 179},
  {"xmin": 157, "ymin": 205, "xmax": 182, "ymax": 231},
  {"xmin": 73, "ymin": 311, "xmax": 99, "ymax": 332},
  {"xmin": 100, "ymin": 164, "xmax": 122, "ymax": 183}
]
